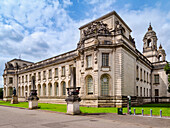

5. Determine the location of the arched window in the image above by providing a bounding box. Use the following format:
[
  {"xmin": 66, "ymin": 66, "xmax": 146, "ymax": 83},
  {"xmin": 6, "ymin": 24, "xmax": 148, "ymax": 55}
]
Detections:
[
  {"xmin": 38, "ymin": 84, "xmax": 41, "ymax": 96},
  {"xmin": 54, "ymin": 82, "xmax": 59, "ymax": 96},
  {"xmin": 158, "ymin": 55, "xmax": 162, "ymax": 61},
  {"xmin": 22, "ymin": 86, "xmax": 24, "ymax": 96},
  {"xmin": 147, "ymin": 39, "xmax": 151, "ymax": 47},
  {"xmin": 25, "ymin": 86, "xmax": 28, "ymax": 97},
  {"xmin": 48, "ymin": 83, "xmax": 52, "ymax": 96},
  {"xmin": 18, "ymin": 87, "xmax": 20, "ymax": 96},
  {"xmin": 101, "ymin": 75, "xmax": 109, "ymax": 96},
  {"xmin": 86, "ymin": 76, "xmax": 93, "ymax": 95},
  {"xmin": 43, "ymin": 84, "xmax": 46, "ymax": 96},
  {"xmin": 61, "ymin": 82, "xmax": 66, "ymax": 95}
]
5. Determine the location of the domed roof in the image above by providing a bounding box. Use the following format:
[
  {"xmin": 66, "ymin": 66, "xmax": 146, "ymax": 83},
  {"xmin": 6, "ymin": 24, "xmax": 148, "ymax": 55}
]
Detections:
[
  {"xmin": 158, "ymin": 44, "xmax": 166, "ymax": 55},
  {"xmin": 143, "ymin": 23, "xmax": 157, "ymax": 40}
]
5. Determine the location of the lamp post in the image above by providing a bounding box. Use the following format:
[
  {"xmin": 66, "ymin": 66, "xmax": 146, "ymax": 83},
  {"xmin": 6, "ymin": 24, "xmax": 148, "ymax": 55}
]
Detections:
[{"xmin": 127, "ymin": 95, "xmax": 132, "ymax": 115}]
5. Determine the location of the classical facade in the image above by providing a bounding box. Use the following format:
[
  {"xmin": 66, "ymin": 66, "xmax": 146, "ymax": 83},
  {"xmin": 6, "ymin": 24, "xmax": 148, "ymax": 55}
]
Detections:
[{"xmin": 3, "ymin": 11, "xmax": 170, "ymax": 107}]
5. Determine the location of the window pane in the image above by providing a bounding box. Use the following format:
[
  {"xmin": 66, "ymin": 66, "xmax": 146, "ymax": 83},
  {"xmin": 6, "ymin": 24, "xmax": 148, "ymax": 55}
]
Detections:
[
  {"xmin": 87, "ymin": 76, "xmax": 93, "ymax": 95},
  {"xmin": 136, "ymin": 66, "xmax": 139, "ymax": 78},
  {"xmin": 49, "ymin": 69, "xmax": 52, "ymax": 78},
  {"xmin": 55, "ymin": 68, "xmax": 58, "ymax": 76},
  {"xmin": 62, "ymin": 67, "xmax": 65, "ymax": 76},
  {"xmin": 87, "ymin": 55, "xmax": 92, "ymax": 68},
  {"xmin": 9, "ymin": 77, "xmax": 13, "ymax": 84},
  {"xmin": 43, "ymin": 71, "xmax": 46, "ymax": 79},
  {"xmin": 49, "ymin": 85, "xmax": 52, "ymax": 96},
  {"xmin": 102, "ymin": 53, "xmax": 109, "ymax": 66},
  {"xmin": 101, "ymin": 75, "xmax": 109, "ymax": 96},
  {"xmin": 55, "ymin": 83, "xmax": 59, "ymax": 96},
  {"xmin": 154, "ymin": 74, "xmax": 159, "ymax": 84},
  {"xmin": 44, "ymin": 85, "xmax": 46, "ymax": 96}
]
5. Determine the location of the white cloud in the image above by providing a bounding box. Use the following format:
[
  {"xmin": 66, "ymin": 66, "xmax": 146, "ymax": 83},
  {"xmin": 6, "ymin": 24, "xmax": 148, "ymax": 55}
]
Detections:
[
  {"xmin": 63, "ymin": 0, "xmax": 73, "ymax": 7},
  {"xmin": 118, "ymin": 7, "xmax": 170, "ymax": 61},
  {"xmin": 0, "ymin": 0, "xmax": 80, "ymax": 87},
  {"xmin": 0, "ymin": 0, "xmax": 170, "ymax": 88}
]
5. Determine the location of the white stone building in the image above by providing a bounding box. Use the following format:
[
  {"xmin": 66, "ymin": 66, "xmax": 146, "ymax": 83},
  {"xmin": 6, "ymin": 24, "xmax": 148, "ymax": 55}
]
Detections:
[{"xmin": 3, "ymin": 11, "xmax": 170, "ymax": 107}]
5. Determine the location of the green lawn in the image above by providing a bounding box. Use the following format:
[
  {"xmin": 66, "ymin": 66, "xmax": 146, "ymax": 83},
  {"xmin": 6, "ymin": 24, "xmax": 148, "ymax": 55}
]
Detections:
[{"xmin": 0, "ymin": 101, "xmax": 170, "ymax": 116}]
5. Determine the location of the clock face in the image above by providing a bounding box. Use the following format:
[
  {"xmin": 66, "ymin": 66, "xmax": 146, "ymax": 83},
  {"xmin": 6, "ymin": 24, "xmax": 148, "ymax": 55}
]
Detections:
[{"xmin": 103, "ymin": 77, "xmax": 107, "ymax": 82}]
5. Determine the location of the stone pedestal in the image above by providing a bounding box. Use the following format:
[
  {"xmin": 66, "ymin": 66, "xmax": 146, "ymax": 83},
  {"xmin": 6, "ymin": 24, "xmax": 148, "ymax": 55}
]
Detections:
[
  {"xmin": 28, "ymin": 90, "xmax": 39, "ymax": 109},
  {"xmin": 67, "ymin": 101, "xmax": 80, "ymax": 115},
  {"xmin": 11, "ymin": 95, "xmax": 18, "ymax": 104},
  {"xmin": 65, "ymin": 87, "xmax": 81, "ymax": 115},
  {"xmin": 28, "ymin": 100, "xmax": 38, "ymax": 109}
]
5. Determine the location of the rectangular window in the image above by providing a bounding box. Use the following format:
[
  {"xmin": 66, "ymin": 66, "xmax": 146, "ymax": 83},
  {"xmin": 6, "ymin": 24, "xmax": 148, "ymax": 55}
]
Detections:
[
  {"xmin": 144, "ymin": 88, "xmax": 145, "ymax": 97},
  {"xmin": 140, "ymin": 69, "xmax": 142, "ymax": 81},
  {"xmin": 136, "ymin": 66, "xmax": 139, "ymax": 80},
  {"xmin": 147, "ymin": 88, "xmax": 148, "ymax": 97},
  {"xmin": 9, "ymin": 77, "xmax": 13, "ymax": 84},
  {"xmin": 29, "ymin": 74, "xmax": 32, "ymax": 82},
  {"xmin": 155, "ymin": 89, "xmax": 159, "ymax": 96},
  {"xmin": 62, "ymin": 66, "xmax": 65, "ymax": 76},
  {"xmin": 136, "ymin": 86, "xmax": 138, "ymax": 96},
  {"xmin": 154, "ymin": 74, "xmax": 159, "ymax": 84},
  {"xmin": 43, "ymin": 71, "xmax": 46, "ymax": 79},
  {"xmin": 140, "ymin": 87, "xmax": 142, "ymax": 97},
  {"xmin": 38, "ymin": 72, "xmax": 41, "ymax": 80},
  {"xmin": 102, "ymin": 53, "xmax": 109, "ymax": 67},
  {"xmin": 22, "ymin": 76, "xmax": 24, "ymax": 83},
  {"xmin": 49, "ymin": 69, "xmax": 52, "ymax": 78},
  {"xmin": 147, "ymin": 72, "xmax": 148, "ymax": 83},
  {"xmin": 144, "ymin": 71, "xmax": 146, "ymax": 82},
  {"xmin": 55, "ymin": 68, "xmax": 58, "ymax": 77},
  {"xmin": 86, "ymin": 55, "xmax": 92, "ymax": 68},
  {"xmin": 26, "ymin": 75, "xmax": 28, "ymax": 82}
]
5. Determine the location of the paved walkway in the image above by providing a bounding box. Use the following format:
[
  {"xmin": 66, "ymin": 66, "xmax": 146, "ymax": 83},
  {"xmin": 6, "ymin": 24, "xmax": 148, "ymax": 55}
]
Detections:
[{"xmin": 0, "ymin": 106, "xmax": 169, "ymax": 128}]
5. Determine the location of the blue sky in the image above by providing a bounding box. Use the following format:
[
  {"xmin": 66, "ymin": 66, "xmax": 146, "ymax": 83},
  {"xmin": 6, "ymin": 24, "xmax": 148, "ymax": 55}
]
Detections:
[{"xmin": 0, "ymin": 0, "xmax": 170, "ymax": 88}]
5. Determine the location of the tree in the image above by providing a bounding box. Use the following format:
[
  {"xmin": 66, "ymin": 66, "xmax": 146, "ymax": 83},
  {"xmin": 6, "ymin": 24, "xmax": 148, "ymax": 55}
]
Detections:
[
  {"xmin": 164, "ymin": 63, "xmax": 170, "ymax": 93},
  {"xmin": 0, "ymin": 88, "xmax": 3, "ymax": 99}
]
